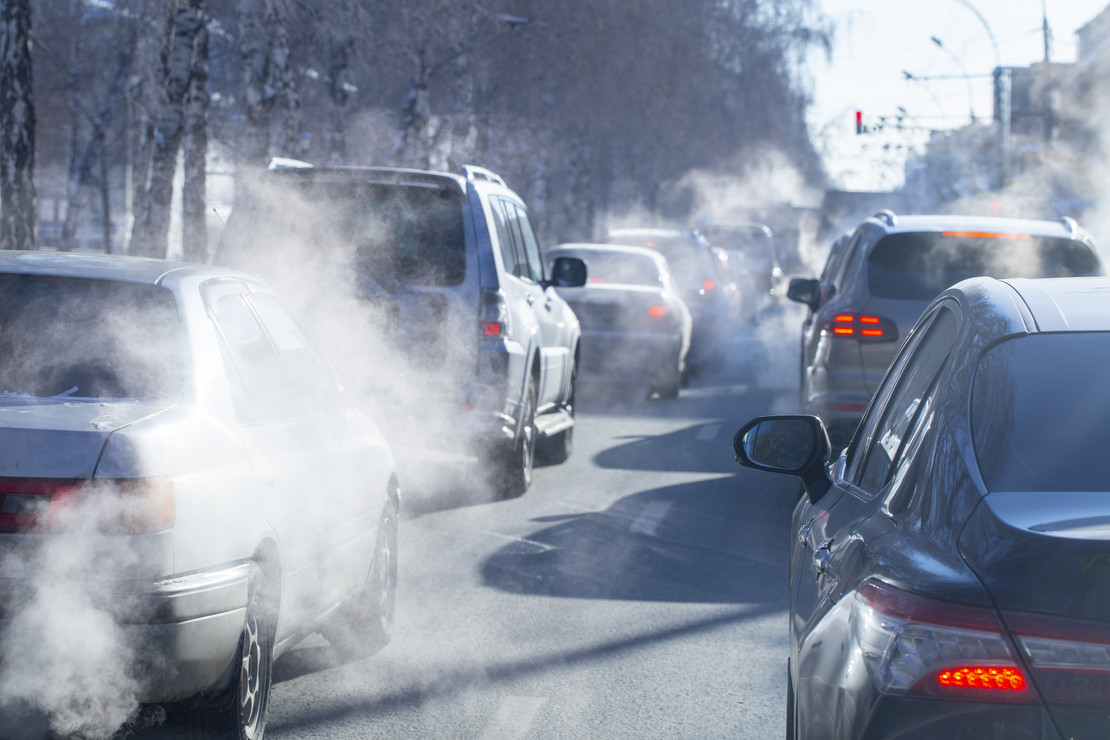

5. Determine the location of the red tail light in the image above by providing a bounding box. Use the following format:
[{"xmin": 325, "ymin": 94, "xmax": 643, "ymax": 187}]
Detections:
[
  {"xmin": 703, "ymin": 278, "xmax": 715, "ymax": 292},
  {"xmin": 480, "ymin": 288, "xmax": 510, "ymax": 338},
  {"xmin": 0, "ymin": 477, "xmax": 175, "ymax": 534},
  {"xmin": 852, "ymin": 580, "xmax": 1035, "ymax": 702},
  {"xmin": 824, "ymin": 313, "xmax": 898, "ymax": 342},
  {"xmin": 942, "ymin": 231, "xmax": 1030, "ymax": 239},
  {"xmin": 648, "ymin": 305, "xmax": 668, "ymax": 318}
]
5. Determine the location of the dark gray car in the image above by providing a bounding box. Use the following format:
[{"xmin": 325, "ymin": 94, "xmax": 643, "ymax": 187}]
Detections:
[
  {"xmin": 788, "ymin": 211, "xmax": 1102, "ymax": 447},
  {"xmin": 734, "ymin": 275, "xmax": 1110, "ymax": 740}
]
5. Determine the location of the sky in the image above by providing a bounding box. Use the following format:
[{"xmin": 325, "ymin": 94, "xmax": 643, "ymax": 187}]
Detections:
[{"xmin": 807, "ymin": 0, "xmax": 1110, "ymax": 191}]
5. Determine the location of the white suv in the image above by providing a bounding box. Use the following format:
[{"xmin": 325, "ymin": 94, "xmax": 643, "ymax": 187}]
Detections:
[{"xmin": 215, "ymin": 161, "xmax": 587, "ymax": 498}]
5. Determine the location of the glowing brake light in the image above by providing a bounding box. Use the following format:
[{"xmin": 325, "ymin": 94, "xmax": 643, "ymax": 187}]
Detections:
[
  {"xmin": 937, "ymin": 666, "xmax": 1027, "ymax": 692},
  {"xmin": 942, "ymin": 231, "xmax": 1030, "ymax": 239},
  {"xmin": 482, "ymin": 322, "xmax": 503, "ymax": 337},
  {"xmin": 703, "ymin": 278, "xmax": 715, "ymax": 292},
  {"xmin": 826, "ymin": 314, "xmax": 897, "ymax": 342},
  {"xmin": 648, "ymin": 305, "xmax": 667, "ymax": 318}
]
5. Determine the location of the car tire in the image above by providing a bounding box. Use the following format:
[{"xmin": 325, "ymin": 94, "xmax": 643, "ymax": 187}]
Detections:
[
  {"xmin": 537, "ymin": 364, "xmax": 575, "ymax": 466},
  {"xmin": 492, "ymin": 377, "xmax": 536, "ymax": 499},
  {"xmin": 653, "ymin": 364, "xmax": 681, "ymax": 400},
  {"xmin": 323, "ymin": 499, "xmax": 398, "ymax": 657},
  {"xmin": 197, "ymin": 564, "xmax": 274, "ymax": 740}
]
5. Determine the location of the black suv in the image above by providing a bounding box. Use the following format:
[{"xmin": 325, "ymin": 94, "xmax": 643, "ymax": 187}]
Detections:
[{"xmin": 214, "ymin": 160, "xmax": 587, "ymax": 498}]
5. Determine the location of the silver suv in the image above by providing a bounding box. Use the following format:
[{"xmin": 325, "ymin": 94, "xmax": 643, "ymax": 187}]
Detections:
[
  {"xmin": 215, "ymin": 161, "xmax": 587, "ymax": 498},
  {"xmin": 789, "ymin": 211, "xmax": 1102, "ymax": 448}
]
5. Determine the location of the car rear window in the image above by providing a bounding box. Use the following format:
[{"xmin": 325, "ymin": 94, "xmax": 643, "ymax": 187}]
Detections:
[
  {"xmin": 867, "ymin": 233, "xmax": 1101, "ymax": 299},
  {"xmin": 971, "ymin": 333, "xmax": 1110, "ymax": 492},
  {"xmin": 0, "ymin": 275, "xmax": 184, "ymax": 400},
  {"xmin": 575, "ymin": 253, "xmax": 661, "ymax": 286},
  {"xmin": 224, "ymin": 178, "xmax": 467, "ymax": 288}
]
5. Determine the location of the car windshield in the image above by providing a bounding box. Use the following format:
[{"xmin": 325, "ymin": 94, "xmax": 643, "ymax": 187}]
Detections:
[
  {"xmin": 576, "ymin": 253, "xmax": 661, "ymax": 286},
  {"xmin": 226, "ymin": 178, "xmax": 467, "ymax": 288},
  {"xmin": 971, "ymin": 333, "xmax": 1110, "ymax": 492},
  {"xmin": 867, "ymin": 233, "xmax": 1101, "ymax": 299},
  {"xmin": 610, "ymin": 235, "xmax": 705, "ymax": 286},
  {"xmin": 0, "ymin": 275, "xmax": 184, "ymax": 400},
  {"xmin": 700, "ymin": 226, "xmax": 773, "ymax": 272}
]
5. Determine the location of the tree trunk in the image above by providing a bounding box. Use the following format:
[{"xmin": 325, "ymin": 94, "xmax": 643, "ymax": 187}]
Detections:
[
  {"xmin": 0, "ymin": 0, "xmax": 37, "ymax": 252},
  {"xmin": 132, "ymin": 0, "xmax": 206, "ymax": 259},
  {"xmin": 182, "ymin": 13, "xmax": 210, "ymax": 263}
]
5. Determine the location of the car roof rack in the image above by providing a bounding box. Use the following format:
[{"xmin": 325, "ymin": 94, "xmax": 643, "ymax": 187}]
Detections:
[
  {"xmin": 461, "ymin": 164, "xmax": 507, "ymax": 187},
  {"xmin": 267, "ymin": 157, "xmax": 313, "ymax": 169},
  {"xmin": 872, "ymin": 209, "xmax": 897, "ymax": 227},
  {"xmin": 1060, "ymin": 216, "xmax": 1079, "ymax": 236}
]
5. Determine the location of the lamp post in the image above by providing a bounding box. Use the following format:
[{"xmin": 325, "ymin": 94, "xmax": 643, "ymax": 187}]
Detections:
[{"xmin": 952, "ymin": 0, "xmax": 1007, "ymax": 188}]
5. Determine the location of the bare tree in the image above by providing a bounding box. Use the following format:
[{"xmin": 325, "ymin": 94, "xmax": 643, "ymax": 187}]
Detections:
[
  {"xmin": 131, "ymin": 0, "xmax": 207, "ymax": 258},
  {"xmin": 1, "ymin": 0, "xmax": 37, "ymax": 251},
  {"xmin": 182, "ymin": 5, "xmax": 210, "ymax": 262}
]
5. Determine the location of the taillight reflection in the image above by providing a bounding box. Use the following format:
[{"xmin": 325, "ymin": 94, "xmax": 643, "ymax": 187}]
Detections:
[{"xmin": 825, "ymin": 313, "xmax": 898, "ymax": 342}]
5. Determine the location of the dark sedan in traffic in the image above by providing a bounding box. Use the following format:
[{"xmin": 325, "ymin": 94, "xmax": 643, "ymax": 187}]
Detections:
[{"xmin": 733, "ymin": 275, "xmax": 1110, "ymax": 739}]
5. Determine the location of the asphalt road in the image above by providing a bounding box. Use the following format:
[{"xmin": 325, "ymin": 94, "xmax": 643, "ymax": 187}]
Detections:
[{"xmin": 262, "ymin": 311, "xmax": 806, "ymax": 739}]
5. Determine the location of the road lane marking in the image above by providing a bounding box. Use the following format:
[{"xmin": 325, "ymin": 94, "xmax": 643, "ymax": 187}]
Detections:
[
  {"xmin": 630, "ymin": 500, "xmax": 673, "ymax": 536},
  {"xmin": 478, "ymin": 696, "xmax": 548, "ymax": 740},
  {"xmin": 696, "ymin": 424, "xmax": 720, "ymax": 441}
]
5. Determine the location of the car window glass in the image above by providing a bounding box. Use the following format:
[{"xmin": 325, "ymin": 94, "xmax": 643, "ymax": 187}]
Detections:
[
  {"xmin": 491, "ymin": 197, "xmax": 521, "ymax": 278},
  {"xmin": 0, "ymin": 275, "xmax": 184, "ymax": 400},
  {"xmin": 867, "ymin": 233, "xmax": 1100, "ymax": 300},
  {"xmin": 210, "ymin": 292, "xmax": 288, "ymax": 423},
  {"xmin": 827, "ymin": 231, "xmax": 862, "ymax": 300},
  {"xmin": 853, "ymin": 307, "xmax": 957, "ymax": 493},
  {"xmin": 972, "ymin": 333, "xmax": 1110, "ymax": 492},
  {"xmin": 248, "ymin": 293, "xmax": 333, "ymax": 412},
  {"xmin": 511, "ymin": 203, "xmax": 546, "ymax": 283}
]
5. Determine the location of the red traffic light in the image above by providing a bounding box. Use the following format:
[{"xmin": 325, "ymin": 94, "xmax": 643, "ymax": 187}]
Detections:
[{"xmin": 855, "ymin": 110, "xmax": 863, "ymax": 135}]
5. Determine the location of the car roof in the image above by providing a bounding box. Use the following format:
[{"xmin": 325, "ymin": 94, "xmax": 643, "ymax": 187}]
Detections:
[
  {"xmin": 0, "ymin": 250, "xmax": 226, "ymax": 286},
  {"xmin": 951, "ymin": 275, "xmax": 1110, "ymax": 336},
  {"xmin": 549, "ymin": 242, "xmax": 665, "ymax": 262},
  {"xmin": 607, "ymin": 227, "xmax": 694, "ymax": 240},
  {"xmin": 865, "ymin": 212, "xmax": 1090, "ymax": 241}
]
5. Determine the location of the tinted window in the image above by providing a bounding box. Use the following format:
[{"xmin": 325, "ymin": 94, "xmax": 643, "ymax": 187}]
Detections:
[
  {"xmin": 972, "ymin": 333, "xmax": 1110, "ymax": 492},
  {"xmin": 224, "ymin": 179, "xmax": 467, "ymax": 287},
  {"xmin": 569, "ymin": 253, "xmax": 661, "ymax": 286},
  {"xmin": 868, "ymin": 233, "xmax": 1100, "ymax": 300},
  {"xmin": 0, "ymin": 275, "xmax": 184, "ymax": 400},
  {"xmin": 855, "ymin": 308, "xmax": 957, "ymax": 493}
]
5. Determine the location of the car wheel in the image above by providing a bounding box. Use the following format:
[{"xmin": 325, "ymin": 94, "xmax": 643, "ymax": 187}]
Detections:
[
  {"xmin": 492, "ymin": 377, "xmax": 536, "ymax": 499},
  {"xmin": 653, "ymin": 363, "xmax": 681, "ymax": 400},
  {"xmin": 198, "ymin": 564, "xmax": 274, "ymax": 740},
  {"xmin": 324, "ymin": 499, "xmax": 398, "ymax": 657},
  {"xmin": 537, "ymin": 364, "xmax": 575, "ymax": 465}
]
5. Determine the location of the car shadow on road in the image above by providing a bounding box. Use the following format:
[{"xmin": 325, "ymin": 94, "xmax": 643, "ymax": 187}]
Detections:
[{"xmin": 480, "ymin": 472, "xmax": 796, "ymax": 605}]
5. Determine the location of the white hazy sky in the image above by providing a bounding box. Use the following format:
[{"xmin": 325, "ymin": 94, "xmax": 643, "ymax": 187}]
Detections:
[{"xmin": 807, "ymin": 0, "xmax": 1109, "ymax": 190}]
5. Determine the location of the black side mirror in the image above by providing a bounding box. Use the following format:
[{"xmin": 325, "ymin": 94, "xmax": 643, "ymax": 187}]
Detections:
[
  {"xmin": 786, "ymin": 277, "xmax": 820, "ymax": 312},
  {"xmin": 550, "ymin": 256, "xmax": 588, "ymax": 287},
  {"xmin": 733, "ymin": 415, "xmax": 832, "ymax": 503}
]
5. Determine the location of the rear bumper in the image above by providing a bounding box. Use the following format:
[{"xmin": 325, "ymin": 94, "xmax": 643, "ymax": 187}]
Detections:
[
  {"xmin": 1, "ymin": 563, "xmax": 251, "ymax": 703},
  {"xmin": 112, "ymin": 563, "xmax": 251, "ymax": 702},
  {"xmin": 578, "ymin": 331, "xmax": 684, "ymax": 383}
]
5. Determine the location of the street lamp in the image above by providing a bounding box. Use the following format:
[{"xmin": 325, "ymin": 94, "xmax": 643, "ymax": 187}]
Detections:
[{"xmin": 931, "ymin": 35, "xmax": 977, "ymax": 123}]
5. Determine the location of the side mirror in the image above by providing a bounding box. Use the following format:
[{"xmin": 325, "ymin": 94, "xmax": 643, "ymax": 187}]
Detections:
[
  {"xmin": 550, "ymin": 256, "xmax": 587, "ymax": 288},
  {"xmin": 786, "ymin": 277, "xmax": 820, "ymax": 312},
  {"xmin": 733, "ymin": 415, "xmax": 832, "ymax": 503}
]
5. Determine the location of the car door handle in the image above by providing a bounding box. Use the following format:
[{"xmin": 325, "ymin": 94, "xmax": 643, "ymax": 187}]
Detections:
[
  {"xmin": 813, "ymin": 544, "xmax": 831, "ymax": 575},
  {"xmin": 526, "ymin": 294, "xmax": 535, "ymax": 306},
  {"xmin": 797, "ymin": 522, "xmax": 811, "ymax": 546}
]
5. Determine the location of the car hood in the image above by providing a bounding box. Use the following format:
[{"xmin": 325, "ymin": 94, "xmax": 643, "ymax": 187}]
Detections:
[{"xmin": 0, "ymin": 398, "xmax": 172, "ymax": 478}]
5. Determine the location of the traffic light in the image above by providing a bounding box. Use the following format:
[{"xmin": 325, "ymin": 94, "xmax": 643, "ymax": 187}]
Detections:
[{"xmin": 856, "ymin": 110, "xmax": 863, "ymax": 135}]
